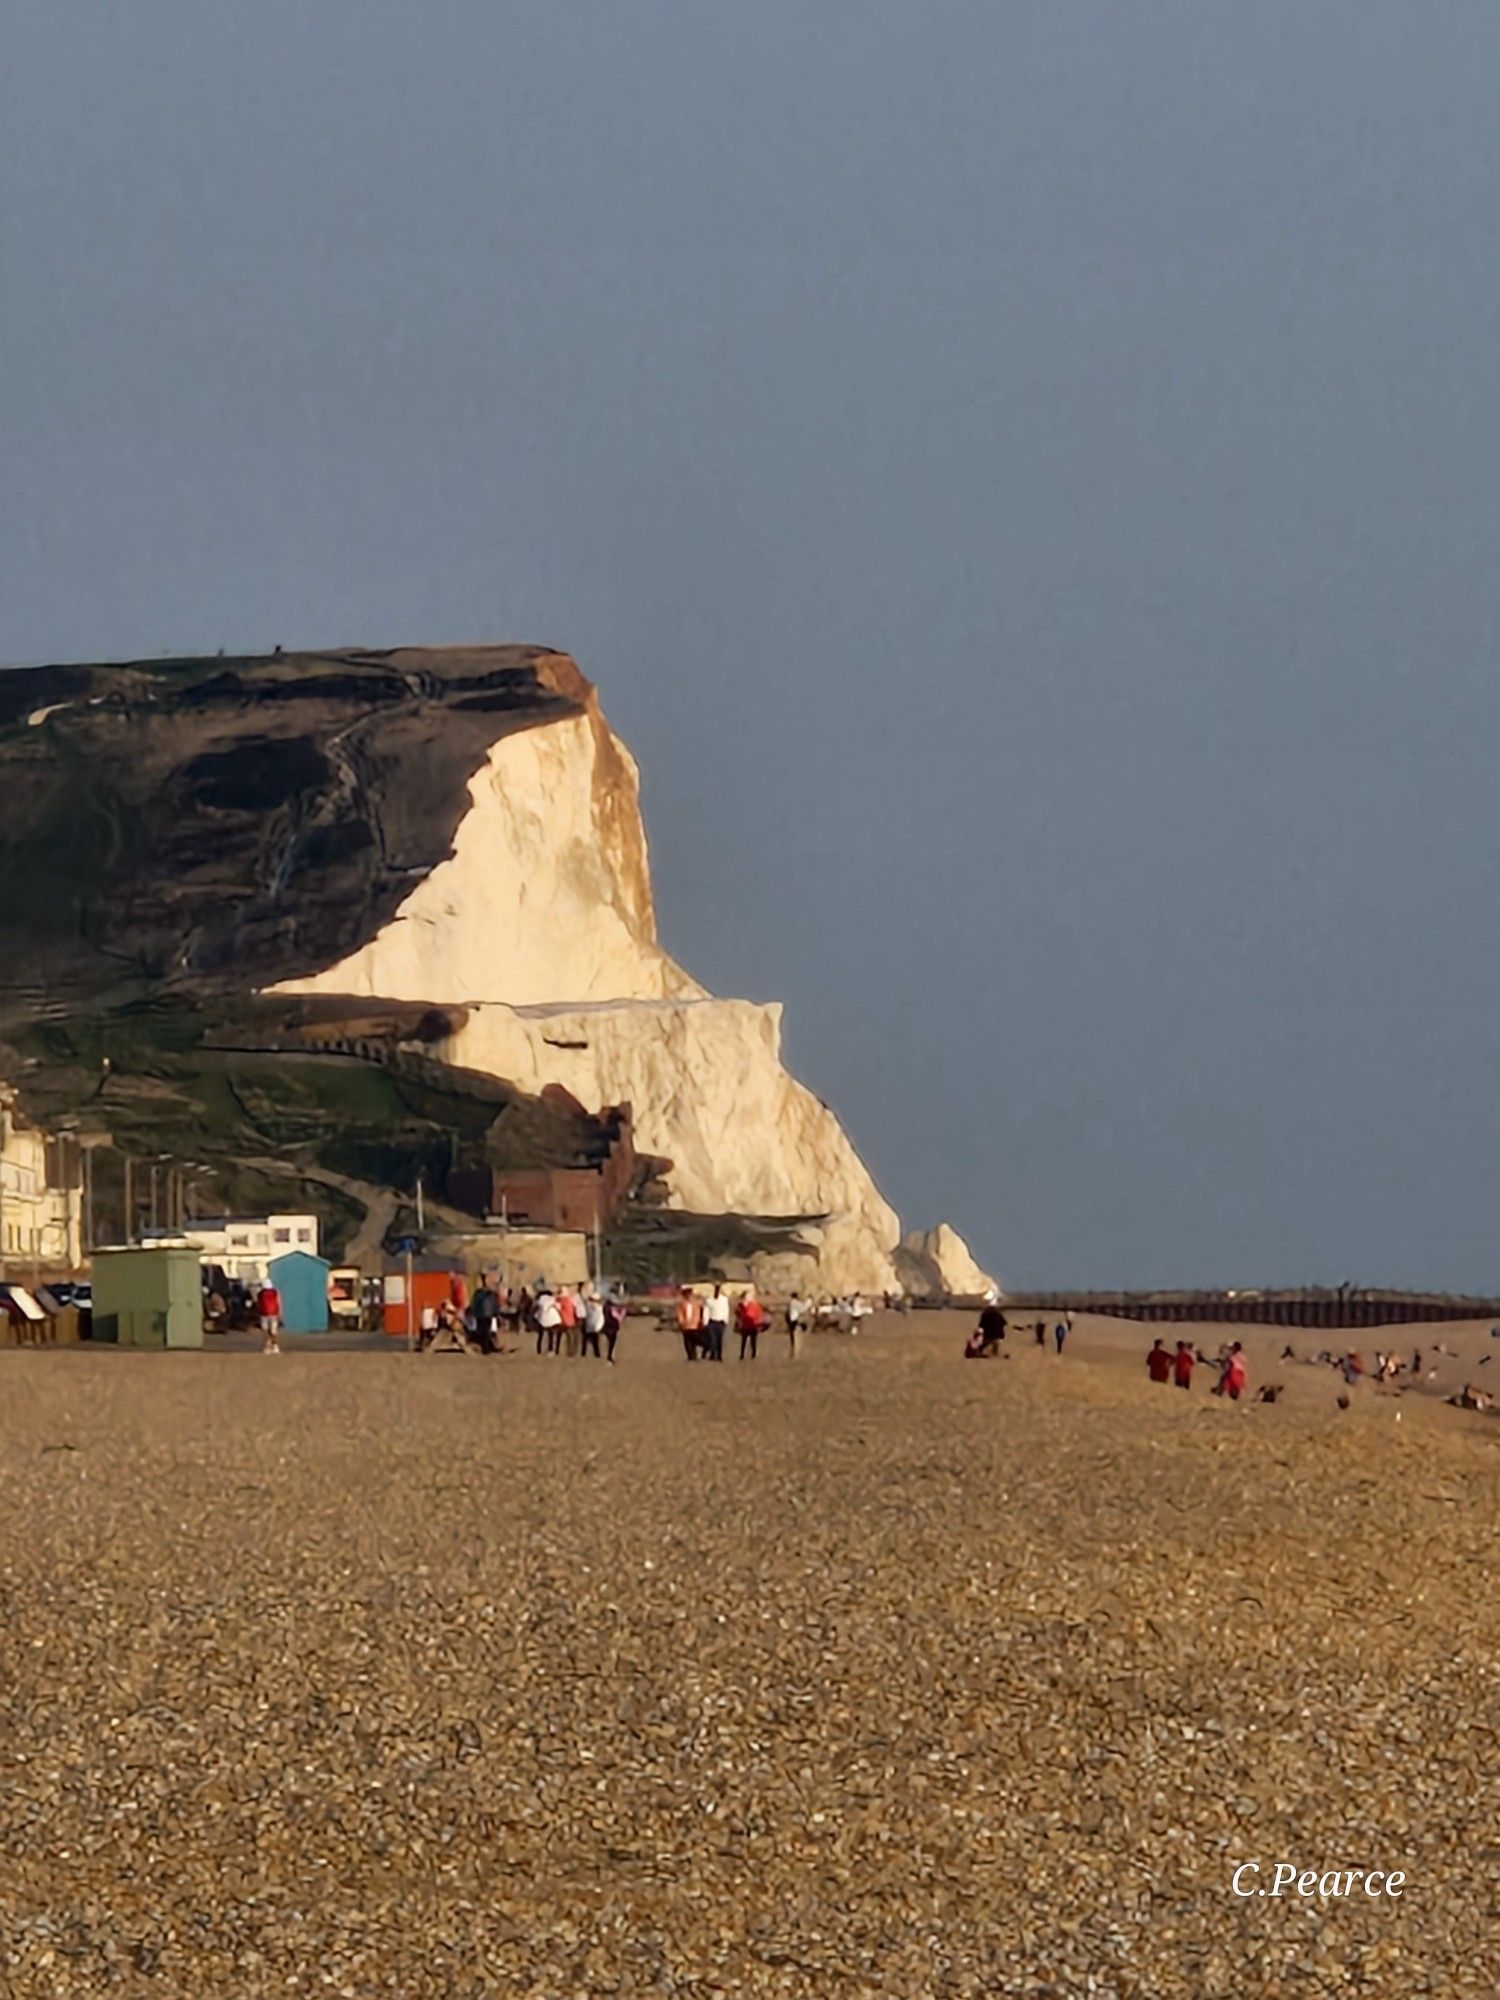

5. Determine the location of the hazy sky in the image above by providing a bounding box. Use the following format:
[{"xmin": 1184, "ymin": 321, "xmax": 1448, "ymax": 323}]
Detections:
[{"xmin": 6, "ymin": 3, "xmax": 1500, "ymax": 1289}]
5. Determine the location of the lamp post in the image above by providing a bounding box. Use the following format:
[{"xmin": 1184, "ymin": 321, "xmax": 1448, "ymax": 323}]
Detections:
[{"xmin": 0, "ymin": 1091, "xmax": 9, "ymax": 1281}]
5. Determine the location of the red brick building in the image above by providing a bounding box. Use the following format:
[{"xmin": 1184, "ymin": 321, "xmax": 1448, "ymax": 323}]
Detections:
[{"xmin": 447, "ymin": 1103, "xmax": 638, "ymax": 1234}]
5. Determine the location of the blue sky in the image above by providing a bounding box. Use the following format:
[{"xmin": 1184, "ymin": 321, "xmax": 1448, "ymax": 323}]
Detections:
[{"xmin": 7, "ymin": 2, "xmax": 1500, "ymax": 1287}]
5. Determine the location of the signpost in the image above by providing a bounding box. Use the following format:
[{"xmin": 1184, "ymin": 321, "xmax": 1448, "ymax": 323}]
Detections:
[{"xmin": 391, "ymin": 1233, "xmax": 421, "ymax": 1353}]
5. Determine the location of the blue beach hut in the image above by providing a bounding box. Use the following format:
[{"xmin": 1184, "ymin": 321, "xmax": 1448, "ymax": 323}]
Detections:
[{"xmin": 268, "ymin": 1249, "xmax": 331, "ymax": 1334}]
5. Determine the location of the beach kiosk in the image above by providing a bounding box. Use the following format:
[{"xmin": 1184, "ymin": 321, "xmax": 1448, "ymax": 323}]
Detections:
[
  {"xmin": 268, "ymin": 1248, "xmax": 331, "ymax": 1334},
  {"xmin": 91, "ymin": 1244, "xmax": 203, "ymax": 1348}
]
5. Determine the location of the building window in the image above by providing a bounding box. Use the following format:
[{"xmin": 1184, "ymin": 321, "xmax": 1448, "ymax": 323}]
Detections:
[{"xmin": 273, "ymin": 1228, "xmax": 291, "ymax": 1244}]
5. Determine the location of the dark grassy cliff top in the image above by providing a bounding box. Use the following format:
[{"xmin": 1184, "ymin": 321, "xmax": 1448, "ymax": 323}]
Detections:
[{"xmin": 0, "ymin": 645, "xmax": 588, "ymax": 1016}]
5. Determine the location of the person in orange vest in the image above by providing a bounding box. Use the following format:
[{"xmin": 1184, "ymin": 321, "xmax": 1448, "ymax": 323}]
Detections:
[
  {"xmin": 675, "ymin": 1285, "xmax": 704, "ymax": 1360},
  {"xmin": 1173, "ymin": 1339, "xmax": 1195, "ymax": 1390},
  {"xmin": 558, "ymin": 1285, "xmax": 582, "ymax": 1357}
]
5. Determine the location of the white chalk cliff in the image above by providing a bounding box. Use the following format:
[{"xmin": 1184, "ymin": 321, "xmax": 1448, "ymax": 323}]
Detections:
[
  {"xmin": 284, "ymin": 706, "xmax": 704, "ymax": 1009},
  {"xmin": 279, "ymin": 663, "xmax": 986, "ymax": 1292},
  {"xmin": 894, "ymin": 1225, "xmax": 999, "ymax": 1302},
  {"xmin": 436, "ymin": 998, "xmax": 902, "ymax": 1288}
]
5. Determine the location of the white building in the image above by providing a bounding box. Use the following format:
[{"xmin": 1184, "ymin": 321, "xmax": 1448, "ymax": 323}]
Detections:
[
  {"xmin": 141, "ymin": 1213, "xmax": 319, "ymax": 1285},
  {"xmin": 0, "ymin": 1088, "xmax": 82, "ymax": 1274}
]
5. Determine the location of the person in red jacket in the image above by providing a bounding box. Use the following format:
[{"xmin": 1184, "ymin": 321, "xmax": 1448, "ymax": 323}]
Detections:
[
  {"xmin": 1173, "ymin": 1340, "xmax": 1195, "ymax": 1390},
  {"xmin": 736, "ymin": 1289, "xmax": 768, "ymax": 1360},
  {"xmin": 1146, "ymin": 1338, "xmax": 1173, "ymax": 1383},
  {"xmin": 256, "ymin": 1281, "xmax": 282, "ymax": 1354},
  {"xmin": 1216, "ymin": 1342, "xmax": 1248, "ymax": 1401}
]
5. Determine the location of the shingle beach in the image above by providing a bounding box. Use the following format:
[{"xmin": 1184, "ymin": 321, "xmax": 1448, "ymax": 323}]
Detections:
[{"xmin": 2, "ymin": 1315, "xmax": 1496, "ymax": 1997}]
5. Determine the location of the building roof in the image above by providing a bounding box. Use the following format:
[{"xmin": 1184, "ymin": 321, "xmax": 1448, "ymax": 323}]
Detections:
[{"xmin": 269, "ymin": 1248, "xmax": 330, "ymax": 1271}]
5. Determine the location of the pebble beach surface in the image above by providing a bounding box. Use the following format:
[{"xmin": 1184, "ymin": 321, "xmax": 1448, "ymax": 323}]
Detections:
[{"xmin": 2, "ymin": 1313, "xmax": 1496, "ymax": 1997}]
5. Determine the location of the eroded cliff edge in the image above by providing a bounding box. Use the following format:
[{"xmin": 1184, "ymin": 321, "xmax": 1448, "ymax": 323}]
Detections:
[
  {"xmin": 0, "ymin": 645, "xmax": 992, "ymax": 1291},
  {"xmin": 0, "ymin": 646, "xmax": 589, "ymax": 1009}
]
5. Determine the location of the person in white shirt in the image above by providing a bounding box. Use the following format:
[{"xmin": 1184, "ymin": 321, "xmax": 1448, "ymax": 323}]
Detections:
[
  {"xmin": 581, "ymin": 1287, "xmax": 606, "ymax": 1358},
  {"xmin": 704, "ymin": 1283, "xmax": 731, "ymax": 1363},
  {"xmin": 534, "ymin": 1286, "xmax": 561, "ymax": 1355},
  {"xmin": 786, "ymin": 1291, "xmax": 810, "ymax": 1358}
]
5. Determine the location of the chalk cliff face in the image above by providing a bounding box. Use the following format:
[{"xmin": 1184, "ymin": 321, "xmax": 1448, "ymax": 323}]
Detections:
[
  {"xmin": 436, "ymin": 999, "xmax": 903, "ymax": 1290},
  {"xmin": 276, "ymin": 667, "xmax": 911, "ymax": 1289},
  {"xmin": 281, "ymin": 708, "xmax": 704, "ymax": 1009},
  {"xmin": 894, "ymin": 1225, "xmax": 999, "ymax": 1303},
  {"xmin": 0, "ymin": 643, "xmax": 993, "ymax": 1291}
]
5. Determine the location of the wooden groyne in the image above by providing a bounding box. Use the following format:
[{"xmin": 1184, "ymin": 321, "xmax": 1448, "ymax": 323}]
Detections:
[{"xmin": 1003, "ymin": 1289, "xmax": 1500, "ymax": 1330}]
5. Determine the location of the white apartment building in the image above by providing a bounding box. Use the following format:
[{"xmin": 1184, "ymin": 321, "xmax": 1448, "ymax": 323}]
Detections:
[
  {"xmin": 0, "ymin": 1088, "xmax": 83, "ymax": 1273},
  {"xmin": 142, "ymin": 1213, "xmax": 320, "ymax": 1285}
]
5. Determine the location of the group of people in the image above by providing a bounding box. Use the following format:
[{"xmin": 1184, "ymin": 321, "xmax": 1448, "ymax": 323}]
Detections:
[
  {"xmin": 670, "ymin": 1284, "xmax": 887, "ymax": 1359},
  {"xmin": 963, "ymin": 1304, "xmax": 1073, "ymax": 1359},
  {"xmin": 423, "ymin": 1276, "xmax": 874, "ymax": 1362},
  {"xmin": 961, "ymin": 1309, "xmax": 1253, "ymax": 1400},
  {"xmin": 1144, "ymin": 1336, "xmax": 1238, "ymax": 1395},
  {"xmin": 674, "ymin": 1284, "xmax": 788, "ymax": 1360},
  {"xmin": 522, "ymin": 1283, "xmax": 625, "ymax": 1360},
  {"xmin": 1283, "ymin": 1342, "xmax": 1432, "ymax": 1387},
  {"xmin": 409, "ymin": 1280, "xmax": 627, "ymax": 1359}
]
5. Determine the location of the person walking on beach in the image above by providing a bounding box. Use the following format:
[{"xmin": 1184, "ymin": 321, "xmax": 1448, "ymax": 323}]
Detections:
[
  {"xmin": 704, "ymin": 1284, "xmax": 730, "ymax": 1362},
  {"xmin": 604, "ymin": 1294, "xmax": 625, "ymax": 1363},
  {"xmin": 472, "ymin": 1279, "xmax": 499, "ymax": 1354},
  {"xmin": 1034, "ymin": 1319, "xmax": 1047, "ymax": 1348},
  {"xmin": 977, "ymin": 1301, "xmax": 1008, "ymax": 1351},
  {"xmin": 1054, "ymin": 1315, "xmax": 1070, "ymax": 1355},
  {"xmin": 737, "ymin": 1288, "xmax": 767, "ymax": 1360},
  {"xmin": 1146, "ymin": 1338, "xmax": 1173, "ymax": 1383},
  {"xmin": 786, "ymin": 1290, "xmax": 810, "ymax": 1358},
  {"xmin": 581, "ymin": 1286, "xmax": 606, "ymax": 1358},
  {"xmin": 676, "ymin": 1285, "xmax": 704, "ymax": 1360},
  {"xmin": 257, "ymin": 1279, "xmax": 282, "ymax": 1353},
  {"xmin": 1216, "ymin": 1341, "xmax": 1248, "ymax": 1401},
  {"xmin": 968, "ymin": 1303, "xmax": 1008, "ymax": 1358},
  {"xmin": 534, "ymin": 1285, "xmax": 561, "ymax": 1354},
  {"xmin": 558, "ymin": 1285, "xmax": 580, "ymax": 1357},
  {"xmin": 1173, "ymin": 1339, "xmax": 1195, "ymax": 1390}
]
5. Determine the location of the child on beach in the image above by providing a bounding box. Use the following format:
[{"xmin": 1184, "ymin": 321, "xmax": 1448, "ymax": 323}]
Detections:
[{"xmin": 964, "ymin": 1323, "xmax": 1006, "ymax": 1359}]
